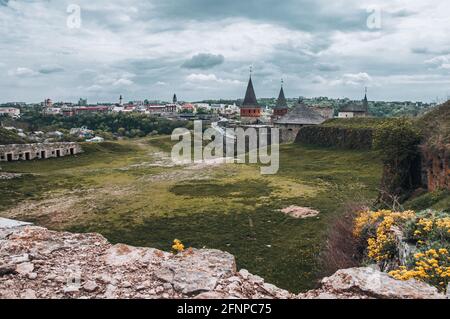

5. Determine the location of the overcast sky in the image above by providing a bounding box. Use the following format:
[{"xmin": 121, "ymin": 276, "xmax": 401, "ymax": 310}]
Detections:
[{"xmin": 1, "ymin": 0, "xmax": 450, "ymax": 103}]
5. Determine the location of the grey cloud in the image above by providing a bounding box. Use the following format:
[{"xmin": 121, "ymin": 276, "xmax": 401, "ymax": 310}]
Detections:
[
  {"xmin": 389, "ymin": 9, "xmax": 417, "ymax": 18},
  {"xmin": 39, "ymin": 65, "xmax": 64, "ymax": 74},
  {"xmin": 316, "ymin": 63, "xmax": 340, "ymax": 72},
  {"xmin": 181, "ymin": 53, "xmax": 225, "ymax": 69},
  {"xmin": 411, "ymin": 47, "xmax": 450, "ymax": 56},
  {"xmin": 151, "ymin": 0, "xmax": 367, "ymax": 32}
]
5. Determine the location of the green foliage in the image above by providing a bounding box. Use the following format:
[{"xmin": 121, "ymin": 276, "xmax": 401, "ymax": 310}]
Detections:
[
  {"xmin": 322, "ymin": 118, "xmax": 391, "ymax": 129},
  {"xmin": 417, "ymin": 101, "xmax": 450, "ymax": 152},
  {"xmin": 12, "ymin": 112, "xmax": 190, "ymax": 137},
  {"xmin": 373, "ymin": 118, "xmax": 421, "ymax": 163},
  {"xmin": 405, "ymin": 190, "xmax": 450, "ymax": 213},
  {"xmin": 296, "ymin": 126, "xmax": 373, "ymax": 150},
  {"xmin": 0, "ymin": 127, "xmax": 26, "ymax": 144}
]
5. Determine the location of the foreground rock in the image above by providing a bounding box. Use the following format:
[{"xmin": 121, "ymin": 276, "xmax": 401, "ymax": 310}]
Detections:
[
  {"xmin": 0, "ymin": 219, "xmax": 445, "ymax": 299},
  {"xmin": 0, "ymin": 222, "xmax": 292, "ymax": 299},
  {"xmin": 300, "ymin": 267, "xmax": 445, "ymax": 299}
]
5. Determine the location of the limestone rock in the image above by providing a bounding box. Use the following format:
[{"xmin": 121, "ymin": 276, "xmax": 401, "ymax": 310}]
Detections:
[
  {"xmin": 300, "ymin": 267, "xmax": 445, "ymax": 299},
  {"xmin": 156, "ymin": 249, "xmax": 236, "ymax": 295},
  {"xmin": 15, "ymin": 262, "xmax": 34, "ymax": 275},
  {"xmin": 103, "ymin": 244, "xmax": 168, "ymax": 267},
  {"xmin": 83, "ymin": 280, "xmax": 98, "ymax": 292}
]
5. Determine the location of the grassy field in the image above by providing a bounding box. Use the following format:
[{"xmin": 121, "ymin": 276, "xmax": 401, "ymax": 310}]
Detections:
[{"xmin": 0, "ymin": 136, "xmax": 382, "ymax": 292}]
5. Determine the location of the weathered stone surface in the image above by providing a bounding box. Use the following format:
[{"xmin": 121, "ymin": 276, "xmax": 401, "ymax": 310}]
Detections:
[
  {"xmin": 300, "ymin": 267, "xmax": 445, "ymax": 299},
  {"xmin": 0, "ymin": 218, "xmax": 32, "ymax": 229},
  {"xmin": 0, "ymin": 223, "xmax": 291, "ymax": 299},
  {"xmin": 103, "ymin": 244, "xmax": 168, "ymax": 267},
  {"xmin": 15, "ymin": 262, "xmax": 34, "ymax": 275},
  {"xmin": 156, "ymin": 249, "xmax": 236, "ymax": 295},
  {"xmin": 83, "ymin": 280, "xmax": 98, "ymax": 292}
]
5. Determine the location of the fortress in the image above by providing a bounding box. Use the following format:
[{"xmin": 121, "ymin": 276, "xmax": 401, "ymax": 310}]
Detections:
[{"xmin": 0, "ymin": 142, "xmax": 82, "ymax": 162}]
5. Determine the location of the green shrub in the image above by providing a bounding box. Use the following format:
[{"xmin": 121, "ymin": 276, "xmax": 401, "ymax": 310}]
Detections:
[{"xmin": 295, "ymin": 126, "xmax": 373, "ymax": 149}]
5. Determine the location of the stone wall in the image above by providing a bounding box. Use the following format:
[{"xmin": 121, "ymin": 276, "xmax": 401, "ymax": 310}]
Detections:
[
  {"xmin": 0, "ymin": 142, "xmax": 82, "ymax": 162},
  {"xmin": 279, "ymin": 126, "xmax": 302, "ymax": 144}
]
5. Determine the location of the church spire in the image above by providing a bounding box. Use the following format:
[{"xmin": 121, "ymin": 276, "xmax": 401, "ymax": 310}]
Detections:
[{"xmin": 363, "ymin": 87, "xmax": 368, "ymax": 111}]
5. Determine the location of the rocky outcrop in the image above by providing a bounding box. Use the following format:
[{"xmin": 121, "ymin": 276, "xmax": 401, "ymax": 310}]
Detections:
[
  {"xmin": 421, "ymin": 146, "xmax": 449, "ymax": 191},
  {"xmin": 300, "ymin": 267, "xmax": 445, "ymax": 299},
  {"xmin": 0, "ymin": 221, "xmax": 292, "ymax": 299},
  {"xmin": 0, "ymin": 219, "xmax": 445, "ymax": 299}
]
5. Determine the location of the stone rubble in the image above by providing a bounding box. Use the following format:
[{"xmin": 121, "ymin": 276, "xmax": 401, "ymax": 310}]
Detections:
[
  {"xmin": 0, "ymin": 220, "xmax": 446, "ymax": 299},
  {"xmin": 0, "ymin": 224, "xmax": 293, "ymax": 299}
]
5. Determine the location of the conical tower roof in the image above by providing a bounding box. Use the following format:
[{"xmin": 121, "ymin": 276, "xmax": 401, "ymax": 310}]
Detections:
[
  {"xmin": 242, "ymin": 76, "xmax": 259, "ymax": 108},
  {"xmin": 274, "ymin": 86, "xmax": 288, "ymax": 109}
]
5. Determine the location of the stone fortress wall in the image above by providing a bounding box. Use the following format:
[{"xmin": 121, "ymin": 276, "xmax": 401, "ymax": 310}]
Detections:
[{"xmin": 0, "ymin": 142, "xmax": 82, "ymax": 162}]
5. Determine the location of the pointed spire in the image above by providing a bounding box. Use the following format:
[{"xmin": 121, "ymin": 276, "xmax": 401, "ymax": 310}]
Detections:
[
  {"xmin": 242, "ymin": 71, "xmax": 258, "ymax": 107},
  {"xmin": 275, "ymin": 79, "xmax": 288, "ymax": 109},
  {"xmin": 173, "ymin": 93, "xmax": 177, "ymax": 104},
  {"xmin": 363, "ymin": 87, "xmax": 368, "ymax": 111}
]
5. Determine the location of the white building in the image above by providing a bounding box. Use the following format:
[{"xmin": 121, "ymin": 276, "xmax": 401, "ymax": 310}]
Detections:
[{"xmin": 0, "ymin": 107, "xmax": 20, "ymax": 118}]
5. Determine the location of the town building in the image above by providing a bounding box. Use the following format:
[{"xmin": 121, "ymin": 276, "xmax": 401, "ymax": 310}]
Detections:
[
  {"xmin": 338, "ymin": 89, "xmax": 369, "ymax": 118},
  {"xmin": 0, "ymin": 107, "xmax": 20, "ymax": 118},
  {"xmin": 62, "ymin": 106, "xmax": 111, "ymax": 116},
  {"xmin": 43, "ymin": 98, "xmax": 53, "ymax": 108},
  {"xmin": 78, "ymin": 98, "xmax": 88, "ymax": 106}
]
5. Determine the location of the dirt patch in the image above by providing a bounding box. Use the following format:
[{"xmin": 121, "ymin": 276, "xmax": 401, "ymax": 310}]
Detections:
[
  {"xmin": 0, "ymin": 172, "xmax": 23, "ymax": 180},
  {"xmin": 1, "ymin": 186, "xmax": 135, "ymax": 228},
  {"xmin": 280, "ymin": 206, "xmax": 320, "ymax": 219}
]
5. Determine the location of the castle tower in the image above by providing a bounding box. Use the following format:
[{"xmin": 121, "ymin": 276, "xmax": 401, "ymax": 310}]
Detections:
[
  {"xmin": 273, "ymin": 79, "xmax": 289, "ymax": 119},
  {"xmin": 119, "ymin": 95, "xmax": 123, "ymax": 106},
  {"xmin": 240, "ymin": 67, "xmax": 261, "ymax": 123}
]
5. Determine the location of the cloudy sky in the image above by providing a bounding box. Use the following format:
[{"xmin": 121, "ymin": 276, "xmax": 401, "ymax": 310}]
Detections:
[{"xmin": 1, "ymin": 0, "xmax": 450, "ymax": 103}]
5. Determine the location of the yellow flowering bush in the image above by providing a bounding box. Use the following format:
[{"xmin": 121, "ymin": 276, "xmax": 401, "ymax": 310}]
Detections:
[
  {"xmin": 353, "ymin": 210, "xmax": 415, "ymax": 265},
  {"xmin": 354, "ymin": 209, "xmax": 450, "ymax": 292},
  {"xmin": 171, "ymin": 239, "xmax": 185, "ymax": 254},
  {"xmin": 389, "ymin": 248, "xmax": 450, "ymax": 293},
  {"xmin": 405, "ymin": 211, "xmax": 450, "ymax": 244}
]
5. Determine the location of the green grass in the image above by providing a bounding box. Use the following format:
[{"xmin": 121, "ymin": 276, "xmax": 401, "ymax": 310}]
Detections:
[
  {"xmin": 404, "ymin": 190, "xmax": 450, "ymax": 213},
  {"xmin": 0, "ymin": 138, "xmax": 383, "ymax": 293},
  {"xmin": 322, "ymin": 118, "xmax": 394, "ymax": 129}
]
